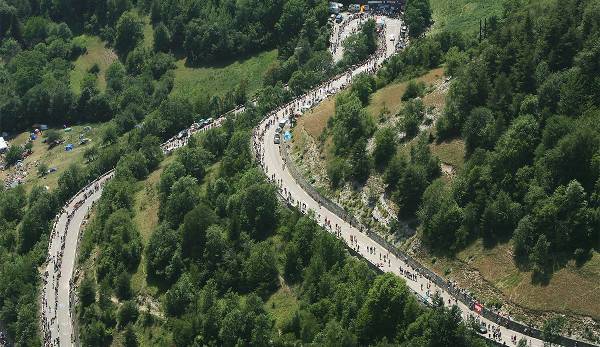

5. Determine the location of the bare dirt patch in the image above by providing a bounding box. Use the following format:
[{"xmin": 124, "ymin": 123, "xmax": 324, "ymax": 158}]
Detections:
[
  {"xmin": 367, "ymin": 68, "xmax": 445, "ymax": 120},
  {"xmin": 407, "ymin": 236, "xmax": 600, "ymax": 341},
  {"xmin": 296, "ymin": 96, "xmax": 336, "ymax": 139}
]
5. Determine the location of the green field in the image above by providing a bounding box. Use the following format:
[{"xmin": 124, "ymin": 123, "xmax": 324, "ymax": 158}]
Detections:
[
  {"xmin": 70, "ymin": 35, "xmax": 117, "ymax": 93},
  {"xmin": 429, "ymin": 0, "xmax": 504, "ymax": 34},
  {"xmin": 0, "ymin": 123, "xmax": 108, "ymax": 192},
  {"xmin": 141, "ymin": 12, "xmax": 154, "ymax": 49},
  {"xmin": 171, "ymin": 50, "xmax": 278, "ymax": 102}
]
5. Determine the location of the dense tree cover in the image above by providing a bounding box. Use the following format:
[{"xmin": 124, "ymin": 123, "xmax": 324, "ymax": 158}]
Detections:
[
  {"xmin": 66, "ymin": 82, "xmax": 489, "ymax": 346},
  {"xmin": 152, "ymin": 129, "xmax": 485, "ymax": 346},
  {"xmin": 404, "ymin": 0, "xmax": 432, "ymax": 38},
  {"xmin": 114, "ymin": 11, "xmax": 144, "ymax": 57},
  {"xmin": 325, "ymin": 77, "xmax": 377, "ymax": 186},
  {"xmin": 0, "ymin": 29, "xmax": 84, "ymax": 131},
  {"xmin": 0, "ymin": 0, "xmax": 345, "ymax": 134},
  {"xmin": 0, "ymin": 21, "xmax": 177, "ymax": 134},
  {"xmin": 388, "ymin": 135, "xmax": 441, "ymax": 218},
  {"xmin": 146, "ymin": 0, "xmax": 331, "ymax": 66},
  {"xmin": 414, "ymin": 0, "xmax": 600, "ymax": 276},
  {"xmin": 338, "ymin": 18, "xmax": 378, "ymax": 69}
]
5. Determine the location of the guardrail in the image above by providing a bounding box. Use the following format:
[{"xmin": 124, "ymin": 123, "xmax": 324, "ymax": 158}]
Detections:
[{"xmin": 280, "ymin": 143, "xmax": 597, "ymax": 347}]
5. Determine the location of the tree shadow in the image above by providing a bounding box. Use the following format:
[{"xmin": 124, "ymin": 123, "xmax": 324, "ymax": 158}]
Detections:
[
  {"xmin": 180, "ymin": 49, "xmax": 272, "ymax": 69},
  {"xmin": 530, "ymin": 268, "xmax": 552, "ymax": 286},
  {"xmin": 481, "ymin": 232, "xmax": 513, "ymax": 250},
  {"xmin": 145, "ymin": 273, "xmax": 179, "ymax": 294}
]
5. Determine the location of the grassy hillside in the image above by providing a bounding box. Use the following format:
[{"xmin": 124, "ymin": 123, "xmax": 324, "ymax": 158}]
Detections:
[
  {"xmin": 0, "ymin": 123, "xmax": 107, "ymax": 192},
  {"xmin": 415, "ymin": 240, "xmax": 600, "ymax": 323},
  {"xmin": 171, "ymin": 50, "xmax": 278, "ymax": 102},
  {"xmin": 70, "ymin": 35, "xmax": 118, "ymax": 93},
  {"xmin": 293, "ymin": 68, "xmax": 448, "ymax": 166},
  {"xmin": 137, "ymin": 12, "xmax": 276, "ymax": 103},
  {"xmin": 429, "ymin": 0, "xmax": 504, "ymax": 34}
]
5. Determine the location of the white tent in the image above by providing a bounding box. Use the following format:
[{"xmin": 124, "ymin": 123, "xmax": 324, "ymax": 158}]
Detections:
[{"xmin": 0, "ymin": 137, "xmax": 7, "ymax": 153}]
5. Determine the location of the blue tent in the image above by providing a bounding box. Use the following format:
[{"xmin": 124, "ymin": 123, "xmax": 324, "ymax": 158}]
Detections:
[
  {"xmin": 65, "ymin": 144, "xmax": 74, "ymax": 151},
  {"xmin": 283, "ymin": 131, "xmax": 292, "ymax": 142}
]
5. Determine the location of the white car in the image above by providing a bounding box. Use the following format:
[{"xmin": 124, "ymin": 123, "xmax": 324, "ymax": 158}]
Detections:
[{"xmin": 389, "ymin": 35, "xmax": 395, "ymax": 41}]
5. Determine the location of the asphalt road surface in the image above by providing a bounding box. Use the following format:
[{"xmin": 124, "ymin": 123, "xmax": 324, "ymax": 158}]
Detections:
[
  {"xmin": 41, "ymin": 171, "xmax": 113, "ymax": 347},
  {"xmin": 252, "ymin": 17, "xmax": 553, "ymax": 347},
  {"xmin": 39, "ymin": 13, "xmax": 584, "ymax": 347},
  {"xmin": 40, "ymin": 118, "xmax": 229, "ymax": 347},
  {"xmin": 39, "ymin": 16, "xmax": 398, "ymax": 346}
]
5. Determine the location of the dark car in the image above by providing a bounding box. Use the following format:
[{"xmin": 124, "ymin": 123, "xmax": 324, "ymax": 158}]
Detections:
[{"xmin": 476, "ymin": 323, "xmax": 488, "ymax": 335}]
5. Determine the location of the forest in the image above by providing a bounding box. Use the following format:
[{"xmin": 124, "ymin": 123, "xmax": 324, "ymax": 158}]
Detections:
[
  {"xmin": 320, "ymin": 0, "xmax": 600, "ymax": 284},
  {"xmin": 423, "ymin": 0, "xmax": 600, "ymax": 280},
  {"xmin": 0, "ymin": 0, "xmax": 494, "ymax": 345},
  {"xmin": 0, "ymin": 0, "xmax": 379, "ymax": 133},
  {"xmin": 1, "ymin": 0, "xmax": 597, "ymax": 345},
  {"xmin": 75, "ymin": 112, "xmax": 489, "ymax": 346}
]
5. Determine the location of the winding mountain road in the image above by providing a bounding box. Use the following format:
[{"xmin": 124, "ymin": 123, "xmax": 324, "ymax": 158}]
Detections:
[
  {"xmin": 252, "ymin": 16, "xmax": 595, "ymax": 347},
  {"xmin": 39, "ymin": 13, "xmax": 591, "ymax": 347}
]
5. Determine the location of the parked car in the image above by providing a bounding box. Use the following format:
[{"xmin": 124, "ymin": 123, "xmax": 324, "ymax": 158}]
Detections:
[
  {"xmin": 475, "ymin": 323, "xmax": 488, "ymax": 335},
  {"xmin": 274, "ymin": 134, "xmax": 281, "ymax": 144}
]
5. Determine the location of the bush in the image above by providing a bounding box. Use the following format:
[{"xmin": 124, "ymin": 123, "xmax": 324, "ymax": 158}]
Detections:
[
  {"xmin": 401, "ymin": 99, "xmax": 425, "ymax": 139},
  {"xmin": 45, "ymin": 129, "xmax": 62, "ymax": 144},
  {"xmin": 402, "ymin": 80, "xmax": 425, "ymax": 101},
  {"xmin": 118, "ymin": 301, "xmax": 139, "ymax": 328},
  {"xmin": 88, "ymin": 63, "xmax": 101, "ymax": 74},
  {"xmin": 37, "ymin": 162, "xmax": 48, "ymax": 177},
  {"xmin": 5, "ymin": 145, "xmax": 23, "ymax": 166},
  {"xmin": 115, "ymin": 271, "xmax": 132, "ymax": 300},
  {"xmin": 373, "ymin": 127, "xmax": 397, "ymax": 169},
  {"xmin": 327, "ymin": 157, "xmax": 348, "ymax": 188}
]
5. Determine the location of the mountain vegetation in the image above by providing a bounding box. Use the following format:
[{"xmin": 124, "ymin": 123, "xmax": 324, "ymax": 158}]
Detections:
[{"xmin": 2, "ymin": 0, "xmax": 597, "ymax": 345}]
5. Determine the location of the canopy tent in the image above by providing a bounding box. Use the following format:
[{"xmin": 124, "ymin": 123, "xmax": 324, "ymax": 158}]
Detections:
[{"xmin": 0, "ymin": 137, "xmax": 7, "ymax": 153}]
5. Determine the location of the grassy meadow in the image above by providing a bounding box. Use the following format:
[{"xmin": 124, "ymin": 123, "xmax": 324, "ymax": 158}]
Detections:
[
  {"xmin": 171, "ymin": 50, "xmax": 278, "ymax": 102},
  {"xmin": 70, "ymin": 35, "xmax": 118, "ymax": 93},
  {"xmin": 429, "ymin": 0, "xmax": 504, "ymax": 35}
]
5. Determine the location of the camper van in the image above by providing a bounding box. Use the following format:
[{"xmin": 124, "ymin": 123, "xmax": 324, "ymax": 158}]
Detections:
[
  {"xmin": 349, "ymin": 4, "xmax": 361, "ymax": 12},
  {"xmin": 328, "ymin": 2, "xmax": 341, "ymax": 13}
]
